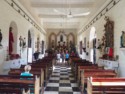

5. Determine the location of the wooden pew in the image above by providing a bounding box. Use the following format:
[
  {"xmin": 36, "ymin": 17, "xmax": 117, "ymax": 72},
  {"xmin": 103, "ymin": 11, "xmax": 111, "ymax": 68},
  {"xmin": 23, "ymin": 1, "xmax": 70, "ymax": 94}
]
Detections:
[
  {"xmin": 87, "ymin": 77, "xmax": 125, "ymax": 94},
  {"xmin": 9, "ymin": 68, "xmax": 44, "ymax": 87},
  {"xmin": 81, "ymin": 69, "xmax": 116, "ymax": 93},
  {"xmin": 78, "ymin": 65, "xmax": 99, "ymax": 83},
  {"xmin": 21, "ymin": 64, "xmax": 49, "ymax": 82},
  {"xmin": 0, "ymin": 75, "xmax": 39, "ymax": 94},
  {"xmin": 74, "ymin": 62, "xmax": 95, "ymax": 80}
]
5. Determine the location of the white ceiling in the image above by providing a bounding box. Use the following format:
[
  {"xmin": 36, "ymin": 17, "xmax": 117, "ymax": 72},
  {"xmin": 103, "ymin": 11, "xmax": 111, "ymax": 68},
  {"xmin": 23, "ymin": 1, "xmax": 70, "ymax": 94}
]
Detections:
[{"xmin": 19, "ymin": 0, "xmax": 107, "ymax": 30}]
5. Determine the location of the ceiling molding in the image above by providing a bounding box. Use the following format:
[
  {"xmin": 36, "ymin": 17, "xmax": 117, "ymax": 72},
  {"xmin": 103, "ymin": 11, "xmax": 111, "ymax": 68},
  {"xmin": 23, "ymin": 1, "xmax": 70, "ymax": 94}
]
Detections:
[
  {"xmin": 38, "ymin": 14, "xmax": 87, "ymax": 18},
  {"xmin": 31, "ymin": 3, "xmax": 94, "ymax": 8},
  {"xmin": 78, "ymin": 0, "xmax": 121, "ymax": 34},
  {"xmin": 5, "ymin": 0, "xmax": 46, "ymax": 35}
]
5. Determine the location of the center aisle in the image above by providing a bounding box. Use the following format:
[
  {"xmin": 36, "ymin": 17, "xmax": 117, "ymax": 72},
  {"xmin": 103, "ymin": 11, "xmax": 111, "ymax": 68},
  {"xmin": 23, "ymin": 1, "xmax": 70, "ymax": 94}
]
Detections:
[{"xmin": 44, "ymin": 64, "xmax": 81, "ymax": 94}]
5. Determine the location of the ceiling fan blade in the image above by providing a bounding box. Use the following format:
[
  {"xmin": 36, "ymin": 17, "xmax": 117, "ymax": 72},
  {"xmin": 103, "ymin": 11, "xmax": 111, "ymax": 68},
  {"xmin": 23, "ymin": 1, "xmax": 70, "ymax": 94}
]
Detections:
[
  {"xmin": 72, "ymin": 12, "xmax": 90, "ymax": 17},
  {"xmin": 53, "ymin": 9, "xmax": 67, "ymax": 16}
]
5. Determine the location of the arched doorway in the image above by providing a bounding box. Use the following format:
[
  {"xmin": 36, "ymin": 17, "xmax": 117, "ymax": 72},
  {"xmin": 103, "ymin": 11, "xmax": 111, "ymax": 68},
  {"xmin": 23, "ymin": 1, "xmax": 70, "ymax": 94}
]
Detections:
[
  {"xmin": 89, "ymin": 27, "xmax": 96, "ymax": 64},
  {"xmin": 67, "ymin": 33, "xmax": 75, "ymax": 53},
  {"xmin": 56, "ymin": 31, "xmax": 67, "ymax": 47},
  {"xmin": 9, "ymin": 21, "xmax": 18, "ymax": 55},
  {"xmin": 49, "ymin": 33, "xmax": 56, "ymax": 49}
]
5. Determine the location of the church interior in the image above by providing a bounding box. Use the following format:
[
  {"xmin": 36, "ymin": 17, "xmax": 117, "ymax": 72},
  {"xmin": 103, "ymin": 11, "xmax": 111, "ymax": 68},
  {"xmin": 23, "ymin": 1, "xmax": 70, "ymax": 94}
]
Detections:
[{"xmin": 0, "ymin": 0, "xmax": 125, "ymax": 94}]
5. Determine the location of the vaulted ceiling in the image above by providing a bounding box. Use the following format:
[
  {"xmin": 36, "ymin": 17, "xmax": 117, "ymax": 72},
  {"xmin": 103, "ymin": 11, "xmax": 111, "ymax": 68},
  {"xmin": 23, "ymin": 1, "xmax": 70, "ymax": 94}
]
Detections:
[{"xmin": 19, "ymin": 0, "xmax": 107, "ymax": 31}]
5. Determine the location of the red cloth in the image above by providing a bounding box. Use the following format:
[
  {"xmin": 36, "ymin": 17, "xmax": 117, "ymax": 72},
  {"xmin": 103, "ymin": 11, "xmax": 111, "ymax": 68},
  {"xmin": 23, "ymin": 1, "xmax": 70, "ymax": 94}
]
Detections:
[
  {"xmin": 9, "ymin": 31, "xmax": 14, "ymax": 54},
  {"xmin": 108, "ymin": 48, "xmax": 113, "ymax": 57}
]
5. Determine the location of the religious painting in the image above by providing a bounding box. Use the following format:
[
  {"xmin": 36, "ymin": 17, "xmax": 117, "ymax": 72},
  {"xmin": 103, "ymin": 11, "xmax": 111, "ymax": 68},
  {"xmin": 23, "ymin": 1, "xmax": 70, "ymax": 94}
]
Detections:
[
  {"xmin": 49, "ymin": 33, "xmax": 56, "ymax": 49},
  {"xmin": 41, "ymin": 40, "xmax": 44, "ymax": 54},
  {"xmin": 83, "ymin": 37, "xmax": 86, "ymax": 48},
  {"xmin": 28, "ymin": 30, "xmax": 31, "ymax": 48},
  {"xmin": 67, "ymin": 33, "xmax": 75, "ymax": 48},
  {"xmin": 80, "ymin": 41, "xmax": 82, "ymax": 54},
  {"xmin": 0, "ymin": 29, "xmax": 2, "ymax": 46},
  {"xmin": 36, "ymin": 36, "xmax": 40, "ymax": 51},
  {"xmin": 104, "ymin": 16, "xmax": 114, "ymax": 48}
]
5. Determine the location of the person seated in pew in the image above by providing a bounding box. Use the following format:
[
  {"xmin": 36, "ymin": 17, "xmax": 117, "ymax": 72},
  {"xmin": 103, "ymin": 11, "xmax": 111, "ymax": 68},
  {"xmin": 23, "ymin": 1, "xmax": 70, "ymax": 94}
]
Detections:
[
  {"xmin": 33, "ymin": 50, "xmax": 40, "ymax": 61},
  {"xmin": 21, "ymin": 65, "xmax": 33, "ymax": 76},
  {"xmin": 45, "ymin": 50, "xmax": 48, "ymax": 57},
  {"xmin": 20, "ymin": 65, "xmax": 33, "ymax": 94}
]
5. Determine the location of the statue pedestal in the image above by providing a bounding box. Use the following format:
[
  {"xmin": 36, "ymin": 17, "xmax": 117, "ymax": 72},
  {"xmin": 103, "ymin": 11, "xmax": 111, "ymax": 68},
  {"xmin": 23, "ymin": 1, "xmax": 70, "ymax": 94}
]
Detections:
[
  {"xmin": 0, "ymin": 45, "xmax": 3, "ymax": 49},
  {"xmin": 120, "ymin": 48, "xmax": 125, "ymax": 55}
]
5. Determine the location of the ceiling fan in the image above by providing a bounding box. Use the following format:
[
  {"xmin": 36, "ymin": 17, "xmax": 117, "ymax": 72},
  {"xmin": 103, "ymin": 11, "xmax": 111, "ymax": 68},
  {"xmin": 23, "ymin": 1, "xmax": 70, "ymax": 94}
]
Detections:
[{"xmin": 54, "ymin": 9, "xmax": 90, "ymax": 18}]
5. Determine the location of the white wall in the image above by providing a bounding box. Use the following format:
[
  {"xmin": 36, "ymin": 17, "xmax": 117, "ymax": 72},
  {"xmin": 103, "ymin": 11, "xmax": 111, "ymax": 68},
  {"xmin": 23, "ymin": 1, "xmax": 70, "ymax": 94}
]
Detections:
[
  {"xmin": 0, "ymin": 0, "xmax": 46, "ymax": 73},
  {"xmin": 77, "ymin": 0, "xmax": 125, "ymax": 77}
]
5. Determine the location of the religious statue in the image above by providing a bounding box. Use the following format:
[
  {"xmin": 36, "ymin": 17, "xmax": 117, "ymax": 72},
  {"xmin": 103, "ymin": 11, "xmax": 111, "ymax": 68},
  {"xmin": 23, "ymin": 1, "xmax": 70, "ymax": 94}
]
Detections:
[
  {"xmin": 9, "ymin": 27, "xmax": 14, "ymax": 55},
  {"xmin": 101, "ymin": 16, "xmax": 114, "ymax": 58},
  {"xmin": 87, "ymin": 41, "xmax": 89, "ymax": 48},
  {"xmin": 58, "ymin": 41, "xmax": 60, "ymax": 47},
  {"xmin": 23, "ymin": 37, "xmax": 26, "ymax": 47},
  {"xmin": 51, "ymin": 40, "xmax": 55, "ymax": 48},
  {"xmin": 19, "ymin": 36, "xmax": 22, "ymax": 47},
  {"xmin": 121, "ymin": 31, "xmax": 125, "ymax": 47},
  {"xmin": 96, "ymin": 39, "xmax": 101, "ymax": 49},
  {"xmin": 0, "ymin": 29, "xmax": 2, "ymax": 46},
  {"xmin": 63, "ymin": 42, "xmax": 66, "ymax": 48},
  {"xmin": 100, "ymin": 36, "xmax": 106, "ymax": 54}
]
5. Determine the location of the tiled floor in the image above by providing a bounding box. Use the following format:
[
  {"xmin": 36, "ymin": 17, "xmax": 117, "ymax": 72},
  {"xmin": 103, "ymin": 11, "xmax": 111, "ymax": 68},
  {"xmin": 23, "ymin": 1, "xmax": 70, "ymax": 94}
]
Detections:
[{"xmin": 44, "ymin": 65, "xmax": 81, "ymax": 94}]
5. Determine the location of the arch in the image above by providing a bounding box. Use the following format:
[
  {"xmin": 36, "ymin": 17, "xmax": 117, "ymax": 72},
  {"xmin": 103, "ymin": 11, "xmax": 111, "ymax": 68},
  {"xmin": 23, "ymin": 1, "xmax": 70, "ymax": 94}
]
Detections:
[
  {"xmin": 9, "ymin": 21, "xmax": 18, "ymax": 54},
  {"xmin": 67, "ymin": 33, "xmax": 75, "ymax": 47},
  {"xmin": 27, "ymin": 28, "xmax": 34, "ymax": 63},
  {"xmin": 49, "ymin": 33, "xmax": 56, "ymax": 48},
  {"xmin": 89, "ymin": 27, "xmax": 96, "ymax": 63},
  {"xmin": 56, "ymin": 31, "xmax": 67, "ymax": 46},
  {"xmin": 89, "ymin": 27, "xmax": 96, "ymax": 42}
]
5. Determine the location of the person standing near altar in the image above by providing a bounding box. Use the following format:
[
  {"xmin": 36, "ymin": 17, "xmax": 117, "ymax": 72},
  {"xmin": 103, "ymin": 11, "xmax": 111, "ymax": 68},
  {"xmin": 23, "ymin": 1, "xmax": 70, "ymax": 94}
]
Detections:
[
  {"xmin": 56, "ymin": 51, "xmax": 61, "ymax": 63},
  {"xmin": 61, "ymin": 50, "xmax": 65, "ymax": 63},
  {"xmin": 65, "ymin": 50, "xmax": 70, "ymax": 66}
]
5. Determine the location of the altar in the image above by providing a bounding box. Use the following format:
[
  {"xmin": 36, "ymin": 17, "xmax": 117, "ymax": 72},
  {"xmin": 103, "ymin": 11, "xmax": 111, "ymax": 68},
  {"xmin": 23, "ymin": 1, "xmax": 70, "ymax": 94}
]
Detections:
[
  {"xmin": 98, "ymin": 59, "xmax": 119, "ymax": 72},
  {"xmin": 3, "ymin": 59, "xmax": 27, "ymax": 70}
]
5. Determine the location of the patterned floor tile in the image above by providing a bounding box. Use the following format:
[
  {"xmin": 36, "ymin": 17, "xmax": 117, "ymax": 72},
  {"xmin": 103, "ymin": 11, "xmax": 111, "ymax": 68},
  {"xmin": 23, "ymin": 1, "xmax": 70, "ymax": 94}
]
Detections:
[
  {"xmin": 49, "ymin": 77, "xmax": 60, "ymax": 80},
  {"xmin": 44, "ymin": 91, "xmax": 58, "ymax": 94},
  {"xmin": 59, "ymin": 80, "xmax": 70, "ymax": 83},
  {"xmin": 71, "ymin": 83, "xmax": 79, "ymax": 87},
  {"xmin": 59, "ymin": 87, "xmax": 72, "ymax": 92},
  {"xmin": 44, "ymin": 65, "xmax": 81, "ymax": 94},
  {"xmin": 49, "ymin": 80, "xmax": 59, "ymax": 83},
  {"xmin": 45, "ymin": 87, "xmax": 59, "ymax": 91},
  {"xmin": 60, "ymin": 77, "xmax": 69, "ymax": 80},
  {"xmin": 59, "ymin": 92, "xmax": 73, "ymax": 94},
  {"xmin": 47, "ymin": 83, "xmax": 59, "ymax": 87},
  {"xmin": 59, "ymin": 83, "xmax": 71, "ymax": 87}
]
